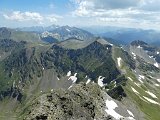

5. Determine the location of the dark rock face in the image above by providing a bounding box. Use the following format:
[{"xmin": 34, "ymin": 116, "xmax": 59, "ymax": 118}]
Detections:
[
  {"xmin": 41, "ymin": 36, "xmax": 58, "ymax": 44},
  {"xmin": 107, "ymin": 85, "xmax": 126, "ymax": 101},
  {"xmin": 41, "ymin": 41, "xmax": 120, "ymax": 84},
  {"xmin": 3, "ymin": 46, "xmax": 43, "ymax": 87},
  {"xmin": 0, "ymin": 27, "xmax": 11, "ymax": 39},
  {"xmin": 155, "ymin": 55, "xmax": 160, "ymax": 63},
  {"xmin": 23, "ymin": 83, "xmax": 113, "ymax": 120},
  {"xmin": 0, "ymin": 39, "xmax": 121, "ymax": 103},
  {"xmin": 0, "ymin": 39, "xmax": 26, "ymax": 52},
  {"xmin": 131, "ymin": 40, "xmax": 148, "ymax": 46}
]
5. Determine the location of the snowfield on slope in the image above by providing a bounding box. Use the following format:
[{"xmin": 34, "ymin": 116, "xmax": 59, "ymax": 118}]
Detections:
[
  {"xmin": 117, "ymin": 57, "xmax": 122, "ymax": 67},
  {"xmin": 86, "ymin": 79, "xmax": 91, "ymax": 84},
  {"xmin": 154, "ymin": 62, "xmax": 159, "ymax": 68},
  {"xmin": 131, "ymin": 52, "xmax": 136, "ymax": 59},
  {"xmin": 57, "ymin": 77, "xmax": 60, "ymax": 81},
  {"xmin": 157, "ymin": 79, "xmax": 160, "ymax": 83},
  {"xmin": 98, "ymin": 76, "xmax": 105, "ymax": 87},
  {"xmin": 143, "ymin": 96, "xmax": 160, "ymax": 105},
  {"xmin": 138, "ymin": 75, "xmax": 145, "ymax": 83},
  {"xmin": 127, "ymin": 110, "xmax": 134, "ymax": 117},
  {"xmin": 145, "ymin": 91, "xmax": 157, "ymax": 99},
  {"xmin": 155, "ymin": 84, "xmax": 159, "ymax": 87},
  {"xmin": 105, "ymin": 99, "xmax": 135, "ymax": 120},
  {"xmin": 134, "ymin": 82, "xmax": 141, "ymax": 87},
  {"xmin": 105, "ymin": 99, "xmax": 123, "ymax": 119},
  {"xmin": 131, "ymin": 87, "xmax": 140, "ymax": 95},
  {"xmin": 137, "ymin": 46, "xmax": 142, "ymax": 48},
  {"xmin": 68, "ymin": 73, "xmax": 77, "ymax": 83},
  {"xmin": 128, "ymin": 77, "xmax": 133, "ymax": 81},
  {"xmin": 67, "ymin": 71, "xmax": 71, "ymax": 76}
]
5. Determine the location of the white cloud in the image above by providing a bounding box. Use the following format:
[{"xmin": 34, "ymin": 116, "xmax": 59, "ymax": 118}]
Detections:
[
  {"xmin": 140, "ymin": 0, "xmax": 160, "ymax": 11},
  {"xmin": 72, "ymin": 0, "xmax": 140, "ymax": 10},
  {"xmin": 73, "ymin": 1, "xmax": 93, "ymax": 16},
  {"xmin": 46, "ymin": 14, "xmax": 63, "ymax": 22},
  {"xmin": 1, "ymin": 0, "xmax": 160, "ymax": 29},
  {"xmin": 3, "ymin": 11, "xmax": 62, "ymax": 25},
  {"xmin": 71, "ymin": 0, "xmax": 160, "ymax": 29},
  {"xmin": 3, "ymin": 11, "xmax": 43, "ymax": 23}
]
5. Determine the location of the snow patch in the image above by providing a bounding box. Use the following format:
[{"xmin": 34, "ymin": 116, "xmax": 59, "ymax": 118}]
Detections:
[
  {"xmin": 149, "ymin": 56, "xmax": 153, "ymax": 58},
  {"xmin": 66, "ymin": 28, "xmax": 71, "ymax": 32},
  {"xmin": 112, "ymin": 81, "xmax": 117, "ymax": 88},
  {"xmin": 143, "ymin": 96, "xmax": 159, "ymax": 105},
  {"xmin": 127, "ymin": 110, "xmax": 134, "ymax": 117},
  {"xmin": 86, "ymin": 79, "xmax": 91, "ymax": 84},
  {"xmin": 109, "ymin": 43, "xmax": 113, "ymax": 46},
  {"xmin": 134, "ymin": 82, "xmax": 141, "ymax": 87},
  {"xmin": 105, "ymin": 99, "xmax": 123, "ymax": 119},
  {"xmin": 139, "ymin": 79, "xmax": 143, "ymax": 84},
  {"xmin": 128, "ymin": 77, "xmax": 133, "ymax": 81},
  {"xmin": 131, "ymin": 52, "xmax": 136, "ymax": 59},
  {"xmin": 149, "ymin": 75, "xmax": 154, "ymax": 79},
  {"xmin": 157, "ymin": 51, "xmax": 159, "ymax": 54},
  {"xmin": 137, "ymin": 45, "xmax": 142, "ymax": 48},
  {"xmin": 139, "ymin": 75, "xmax": 145, "ymax": 79},
  {"xmin": 138, "ymin": 75, "xmax": 145, "ymax": 83},
  {"xmin": 68, "ymin": 85, "xmax": 73, "ymax": 89},
  {"xmin": 117, "ymin": 57, "xmax": 122, "ymax": 67},
  {"xmin": 57, "ymin": 77, "xmax": 60, "ymax": 81},
  {"xmin": 67, "ymin": 71, "xmax": 71, "ymax": 76},
  {"xmin": 155, "ymin": 84, "xmax": 159, "ymax": 87},
  {"xmin": 154, "ymin": 62, "xmax": 159, "ymax": 68},
  {"xmin": 98, "ymin": 76, "xmax": 105, "ymax": 87},
  {"xmin": 132, "ymin": 52, "xmax": 136, "ymax": 57},
  {"xmin": 157, "ymin": 79, "xmax": 160, "ymax": 83},
  {"xmin": 131, "ymin": 87, "xmax": 139, "ymax": 95},
  {"xmin": 139, "ymin": 96, "xmax": 149, "ymax": 103},
  {"xmin": 68, "ymin": 73, "xmax": 77, "ymax": 83},
  {"xmin": 145, "ymin": 91, "xmax": 157, "ymax": 98}
]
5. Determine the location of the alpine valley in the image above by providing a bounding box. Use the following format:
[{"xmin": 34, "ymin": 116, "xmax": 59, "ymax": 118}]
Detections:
[{"xmin": 0, "ymin": 25, "xmax": 160, "ymax": 120}]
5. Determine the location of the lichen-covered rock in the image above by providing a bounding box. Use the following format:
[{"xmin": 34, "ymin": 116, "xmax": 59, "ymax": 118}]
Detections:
[
  {"xmin": 23, "ymin": 83, "xmax": 113, "ymax": 120},
  {"xmin": 22, "ymin": 83, "xmax": 140, "ymax": 120}
]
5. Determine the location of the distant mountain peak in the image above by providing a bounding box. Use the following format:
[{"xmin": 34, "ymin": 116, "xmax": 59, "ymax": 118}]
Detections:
[
  {"xmin": 0, "ymin": 27, "xmax": 11, "ymax": 39},
  {"xmin": 130, "ymin": 40, "xmax": 148, "ymax": 46}
]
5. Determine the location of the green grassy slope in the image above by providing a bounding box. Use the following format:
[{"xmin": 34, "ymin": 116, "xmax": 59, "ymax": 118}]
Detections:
[{"xmin": 113, "ymin": 47, "xmax": 160, "ymax": 120}]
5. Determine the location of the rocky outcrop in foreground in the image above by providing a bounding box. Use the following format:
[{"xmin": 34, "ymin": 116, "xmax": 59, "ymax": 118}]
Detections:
[{"xmin": 23, "ymin": 83, "xmax": 136, "ymax": 120}]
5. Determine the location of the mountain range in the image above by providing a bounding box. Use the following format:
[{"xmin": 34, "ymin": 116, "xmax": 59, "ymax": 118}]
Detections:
[
  {"xmin": 0, "ymin": 25, "xmax": 160, "ymax": 120},
  {"xmin": 83, "ymin": 26, "xmax": 160, "ymax": 46}
]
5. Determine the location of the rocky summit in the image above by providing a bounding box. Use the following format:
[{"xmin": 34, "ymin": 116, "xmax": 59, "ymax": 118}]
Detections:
[{"xmin": 22, "ymin": 83, "xmax": 139, "ymax": 120}]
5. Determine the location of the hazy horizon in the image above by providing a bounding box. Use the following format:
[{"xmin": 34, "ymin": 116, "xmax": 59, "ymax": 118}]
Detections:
[{"xmin": 0, "ymin": 0, "xmax": 160, "ymax": 30}]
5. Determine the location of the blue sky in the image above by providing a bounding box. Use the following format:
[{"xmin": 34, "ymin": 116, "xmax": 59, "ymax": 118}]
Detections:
[
  {"xmin": 0, "ymin": 0, "xmax": 70, "ymax": 14},
  {"xmin": 0, "ymin": 0, "xmax": 160, "ymax": 30}
]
